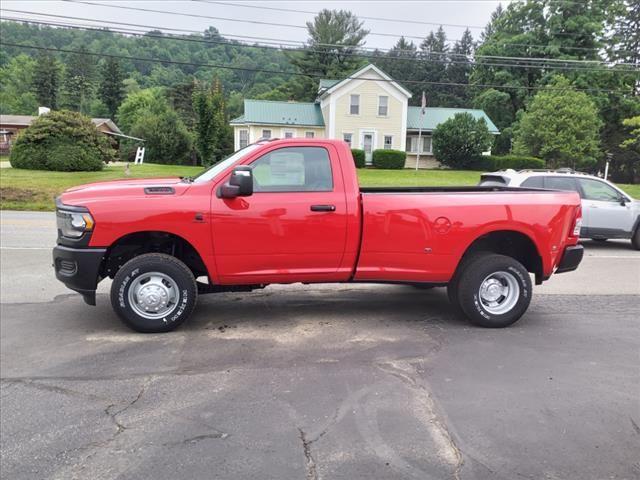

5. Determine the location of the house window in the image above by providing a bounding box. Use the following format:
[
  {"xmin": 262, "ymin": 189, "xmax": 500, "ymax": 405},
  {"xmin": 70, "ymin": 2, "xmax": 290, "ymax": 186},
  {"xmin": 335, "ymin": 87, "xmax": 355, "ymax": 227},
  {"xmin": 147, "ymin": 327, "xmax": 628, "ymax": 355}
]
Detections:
[
  {"xmin": 343, "ymin": 133, "xmax": 353, "ymax": 146},
  {"xmin": 378, "ymin": 96, "xmax": 388, "ymax": 116},
  {"xmin": 422, "ymin": 136, "xmax": 432, "ymax": 154},
  {"xmin": 239, "ymin": 129, "xmax": 249, "ymax": 149},
  {"xmin": 283, "ymin": 130, "xmax": 294, "ymax": 139},
  {"xmin": 384, "ymin": 135, "xmax": 393, "ymax": 149},
  {"xmin": 350, "ymin": 94, "xmax": 360, "ymax": 115},
  {"xmin": 305, "ymin": 131, "xmax": 315, "ymax": 139},
  {"xmin": 262, "ymin": 129, "xmax": 272, "ymax": 139}
]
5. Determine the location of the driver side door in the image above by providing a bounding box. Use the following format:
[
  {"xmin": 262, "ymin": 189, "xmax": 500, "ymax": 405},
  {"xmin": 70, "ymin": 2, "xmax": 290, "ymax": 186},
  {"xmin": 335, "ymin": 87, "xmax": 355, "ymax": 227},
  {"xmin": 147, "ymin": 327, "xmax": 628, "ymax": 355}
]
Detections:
[{"xmin": 210, "ymin": 145, "xmax": 349, "ymax": 284}]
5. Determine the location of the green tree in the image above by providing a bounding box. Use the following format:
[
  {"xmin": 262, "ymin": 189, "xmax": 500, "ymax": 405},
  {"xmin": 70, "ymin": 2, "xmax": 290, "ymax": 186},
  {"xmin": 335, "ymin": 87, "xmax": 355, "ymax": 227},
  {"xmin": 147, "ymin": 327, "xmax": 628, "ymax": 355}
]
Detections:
[
  {"xmin": 32, "ymin": 53, "xmax": 61, "ymax": 109},
  {"xmin": 418, "ymin": 26, "xmax": 450, "ymax": 107},
  {"xmin": 0, "ymin": 54, "xmax": 39, "ymax": 114},
  {"xmin": 290, "ymin": 9, "xmax": 368, "ymax": 78},
  {"xmin": 446, "ymin": 28, "xmax": 475, "ymax": 106},
  {"xmin": 61, "ymin": 45, "xmax": 97, "ymax": 113},
  {"xmin": 98, "ymin": 57, "xmax": 125, "ymax": 119},
  {"xmin": 9, "ymin": 110, "xmax": 116, "ymax": 171},
  {"xmin": 117, "ymin": 88, "xmax": 192, "ymax": 165},
  {"xmin": 192, "ymin": 78, "xmax": 232, "ymax": 166},
  {"xmin": 513, "ymin": 76, "xmax": 602, "ymax": 169},
  {"xmin": 620, "ymin": 116, "xmax": 640, "ymax": 151},
  {"xmin": 432, "ymin": 112, "xmax": 494, "ymax": 169},
  {"xmin": 377, "ymin": 37, "xmax": 419, "ymax": 89}
]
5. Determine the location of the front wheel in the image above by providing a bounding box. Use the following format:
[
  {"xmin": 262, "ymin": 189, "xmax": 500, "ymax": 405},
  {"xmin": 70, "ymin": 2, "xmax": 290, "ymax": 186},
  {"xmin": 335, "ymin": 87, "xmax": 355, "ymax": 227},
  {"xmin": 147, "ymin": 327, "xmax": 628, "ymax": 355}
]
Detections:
[
  {"xmin": 110, "ymin": 253, "xmax": 197, "ymax": 333},
  {"xmin": 456, "ymin": 254, "xmax": 532, "ymax": 328}
]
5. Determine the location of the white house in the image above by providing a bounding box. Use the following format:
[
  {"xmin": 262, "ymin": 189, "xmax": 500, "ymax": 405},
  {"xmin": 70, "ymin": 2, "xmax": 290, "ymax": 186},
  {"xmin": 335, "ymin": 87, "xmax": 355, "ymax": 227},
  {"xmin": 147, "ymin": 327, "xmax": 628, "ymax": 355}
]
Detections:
[{"xmin": 230, "ymin": 64, "xmax": 499, "ymax": 168}]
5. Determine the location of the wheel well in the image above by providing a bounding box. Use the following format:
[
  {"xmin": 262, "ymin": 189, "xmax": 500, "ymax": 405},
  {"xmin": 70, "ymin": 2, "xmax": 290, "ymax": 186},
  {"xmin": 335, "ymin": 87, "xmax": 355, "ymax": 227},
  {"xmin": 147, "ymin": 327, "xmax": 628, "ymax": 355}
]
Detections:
[
  {"xmin": 100, "ymin": 231, "xmax": 208, "ymax": 280},
  {"xmin": 459, "ymin": 230, "xmax": 544, "ymax": 284}
]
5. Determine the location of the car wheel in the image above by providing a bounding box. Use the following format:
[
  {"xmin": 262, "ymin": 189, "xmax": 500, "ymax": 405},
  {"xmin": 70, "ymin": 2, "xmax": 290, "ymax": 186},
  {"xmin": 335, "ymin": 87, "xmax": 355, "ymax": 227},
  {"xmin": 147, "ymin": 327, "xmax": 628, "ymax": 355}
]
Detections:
[
  {"xmin": 110, "ymin": 253, "xmax": 197, "ymax": 333},
  {"xmin": 456, "ymin": 254, "xmax": 532, "ymax": 328},
  {"xmin": 632, "ymin": 228, "xmax": 640, "ymax": 251}
]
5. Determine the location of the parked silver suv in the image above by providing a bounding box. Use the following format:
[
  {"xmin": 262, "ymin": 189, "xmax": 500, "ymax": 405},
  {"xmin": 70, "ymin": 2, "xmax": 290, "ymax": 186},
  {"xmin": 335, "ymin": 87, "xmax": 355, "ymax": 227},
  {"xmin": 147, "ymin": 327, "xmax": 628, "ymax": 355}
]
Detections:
[{"xmin": 479, "ymin": 169, "xmax": 640, "ymax": 250}]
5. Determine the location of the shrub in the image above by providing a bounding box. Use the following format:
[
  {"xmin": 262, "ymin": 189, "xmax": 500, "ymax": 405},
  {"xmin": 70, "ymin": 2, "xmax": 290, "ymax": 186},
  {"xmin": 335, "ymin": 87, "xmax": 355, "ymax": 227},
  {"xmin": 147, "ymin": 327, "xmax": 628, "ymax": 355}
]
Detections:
[
  {"xmin": 351, "ymin": 149, "xmax": 365, "ymax": 168},
  {"xmin": 10, "ymin": 110, "xmax": 114, "ymax": 171},
  {"xmin": 473, "ymin": 155, "xmax": 545, "ymax": 171},
  {"xmin": 432, "ymin": 112, "xmax": 494, "ymax": 169},
  {"xmin": 372, "ymin": 149, "xmax": 406, "ymax": 169}
]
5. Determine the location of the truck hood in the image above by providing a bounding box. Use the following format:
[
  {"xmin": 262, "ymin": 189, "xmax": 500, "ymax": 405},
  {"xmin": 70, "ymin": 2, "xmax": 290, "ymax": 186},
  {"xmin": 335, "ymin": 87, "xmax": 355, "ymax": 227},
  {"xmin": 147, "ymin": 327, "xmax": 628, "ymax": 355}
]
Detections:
[{"xmin": 60, "ymin": 177, "xmax": 191, "ymax": 207}]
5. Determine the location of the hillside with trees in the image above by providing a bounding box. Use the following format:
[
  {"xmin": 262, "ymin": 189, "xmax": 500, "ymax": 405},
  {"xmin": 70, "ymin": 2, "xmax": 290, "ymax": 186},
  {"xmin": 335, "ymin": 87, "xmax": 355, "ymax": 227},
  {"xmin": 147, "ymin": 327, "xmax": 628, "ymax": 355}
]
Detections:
[{"xmin": 0, "ymin": 1, "xmax": 638, "ymax": 179}]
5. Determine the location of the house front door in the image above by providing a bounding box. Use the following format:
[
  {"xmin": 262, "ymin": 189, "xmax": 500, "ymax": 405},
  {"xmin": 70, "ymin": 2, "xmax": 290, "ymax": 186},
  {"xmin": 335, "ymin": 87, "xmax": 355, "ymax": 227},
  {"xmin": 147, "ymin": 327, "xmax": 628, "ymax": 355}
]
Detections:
[{"xmin": 363, "ymin": 133, "xmax": 373, "ymax": 165}]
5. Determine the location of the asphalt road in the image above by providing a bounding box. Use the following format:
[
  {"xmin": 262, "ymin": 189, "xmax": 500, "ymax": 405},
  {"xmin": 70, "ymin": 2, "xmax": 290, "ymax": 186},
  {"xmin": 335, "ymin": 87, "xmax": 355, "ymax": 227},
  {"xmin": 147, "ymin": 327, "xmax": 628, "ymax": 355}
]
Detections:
[{"xmin": 1, "ymin": 211, "xmax": 639, "ymax": 480}]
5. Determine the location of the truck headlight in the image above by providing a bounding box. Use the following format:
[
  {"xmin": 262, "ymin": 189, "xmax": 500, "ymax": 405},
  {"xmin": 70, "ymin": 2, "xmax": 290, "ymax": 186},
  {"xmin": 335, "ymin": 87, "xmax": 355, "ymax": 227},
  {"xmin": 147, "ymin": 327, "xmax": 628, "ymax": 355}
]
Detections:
[{"xmin": 56, "ymin": 210, "xmax": 95, "ymax": 238}]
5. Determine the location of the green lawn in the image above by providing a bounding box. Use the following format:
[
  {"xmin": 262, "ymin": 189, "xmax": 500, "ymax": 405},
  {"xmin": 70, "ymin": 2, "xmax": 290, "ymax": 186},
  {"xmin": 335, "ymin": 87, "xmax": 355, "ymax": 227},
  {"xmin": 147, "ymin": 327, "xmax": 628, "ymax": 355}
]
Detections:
[{"xmin": 1, "ymin": 163, "xmax": 638, "ymax": 211}]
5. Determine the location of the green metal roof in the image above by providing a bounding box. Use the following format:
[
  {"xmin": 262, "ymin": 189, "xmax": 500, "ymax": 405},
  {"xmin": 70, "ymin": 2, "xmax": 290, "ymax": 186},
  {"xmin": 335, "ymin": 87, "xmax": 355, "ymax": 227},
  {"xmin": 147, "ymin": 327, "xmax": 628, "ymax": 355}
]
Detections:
[
  {"xmin": 319, "ymin": 79, "xmax": 340, "ymax": 90},
  {"xmin": 407, "ymin": 107, "xmax": 499, "ymax": 133},
  {"xmin": 230, "ymin": 99, "xmax": 324, "ymax": 127}
]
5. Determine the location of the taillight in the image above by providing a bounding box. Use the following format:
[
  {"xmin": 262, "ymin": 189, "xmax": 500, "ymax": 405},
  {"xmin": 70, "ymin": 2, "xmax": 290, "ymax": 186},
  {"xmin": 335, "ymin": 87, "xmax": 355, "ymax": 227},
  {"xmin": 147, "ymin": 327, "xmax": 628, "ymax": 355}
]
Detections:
[{"xmin": 572, "ymin": 206, "xmax": 582, "ymax": 238}]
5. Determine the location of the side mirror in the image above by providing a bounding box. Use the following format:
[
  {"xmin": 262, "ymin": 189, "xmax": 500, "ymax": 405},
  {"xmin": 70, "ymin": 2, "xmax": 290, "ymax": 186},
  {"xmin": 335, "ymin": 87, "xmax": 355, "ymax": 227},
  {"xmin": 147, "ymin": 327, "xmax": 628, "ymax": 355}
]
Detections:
[
  {"xmin": 218, "ymin": 166, "xmax": 253, "ymax": 199},
  {"xmin": 619, "ymin": 196, "xmax": 628, "ymax": 206}
]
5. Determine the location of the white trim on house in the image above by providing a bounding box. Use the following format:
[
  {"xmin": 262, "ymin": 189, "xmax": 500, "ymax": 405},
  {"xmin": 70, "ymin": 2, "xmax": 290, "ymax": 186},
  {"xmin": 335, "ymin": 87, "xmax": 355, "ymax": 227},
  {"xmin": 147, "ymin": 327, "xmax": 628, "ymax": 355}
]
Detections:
[
  {"xmin": 282, "ymin": 128, "xmax": 295, "ymax": 138},
  {"xmin": 319, "ymin": 64, "xmax": 413, "ymax": 99}
]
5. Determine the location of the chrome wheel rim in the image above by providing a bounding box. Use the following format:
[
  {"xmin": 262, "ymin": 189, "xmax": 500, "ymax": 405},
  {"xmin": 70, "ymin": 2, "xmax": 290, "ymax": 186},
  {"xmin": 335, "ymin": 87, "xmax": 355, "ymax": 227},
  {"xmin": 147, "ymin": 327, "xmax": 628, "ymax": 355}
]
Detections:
[
  {"xmin": 478, "ymin": 271, "xmax": 520, "ymax": 315},
  {"xmin": 128, "ymin": 272, "xmax": 180, "ymax": 320}
]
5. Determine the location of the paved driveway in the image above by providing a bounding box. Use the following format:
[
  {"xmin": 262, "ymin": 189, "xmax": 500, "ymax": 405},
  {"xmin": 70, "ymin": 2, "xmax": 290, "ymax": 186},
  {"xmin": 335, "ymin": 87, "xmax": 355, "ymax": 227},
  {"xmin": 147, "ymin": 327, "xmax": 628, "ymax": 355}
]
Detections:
[{"xmin": 1, "ymin": 211, "xmax": 639, "ymax": 479}]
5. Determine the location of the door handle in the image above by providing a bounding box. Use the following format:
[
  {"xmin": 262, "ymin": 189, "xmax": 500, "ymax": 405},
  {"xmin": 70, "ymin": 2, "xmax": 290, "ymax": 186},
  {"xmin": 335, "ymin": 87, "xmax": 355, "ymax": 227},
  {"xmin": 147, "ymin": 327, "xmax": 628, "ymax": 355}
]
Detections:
[{"xmin": 310, "ymin": 204, "xmax": 336, "ymax": 212}]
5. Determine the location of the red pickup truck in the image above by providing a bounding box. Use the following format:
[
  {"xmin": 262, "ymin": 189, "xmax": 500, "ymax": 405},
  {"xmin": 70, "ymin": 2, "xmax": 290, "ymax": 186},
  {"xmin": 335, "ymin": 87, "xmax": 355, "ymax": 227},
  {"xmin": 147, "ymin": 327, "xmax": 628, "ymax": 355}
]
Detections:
[{"xmin": 53, "ymin": 139, "xmax": 583, "ymax": 333}]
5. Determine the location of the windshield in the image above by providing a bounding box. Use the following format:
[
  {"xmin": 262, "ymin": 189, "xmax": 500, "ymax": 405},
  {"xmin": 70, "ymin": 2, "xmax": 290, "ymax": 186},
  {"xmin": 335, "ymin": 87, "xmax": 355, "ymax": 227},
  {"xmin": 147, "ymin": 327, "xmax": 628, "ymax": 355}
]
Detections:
[{"xmin": 191, "ymin": 144, "xmax": 261, "ymax": 184}]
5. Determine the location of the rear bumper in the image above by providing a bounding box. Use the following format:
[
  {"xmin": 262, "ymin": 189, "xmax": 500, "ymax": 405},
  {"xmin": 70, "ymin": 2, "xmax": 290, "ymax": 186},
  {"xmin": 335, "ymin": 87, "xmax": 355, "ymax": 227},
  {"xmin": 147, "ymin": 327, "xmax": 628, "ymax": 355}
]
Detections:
[
  {"xmin": 555, "ymin": 245, "xmax": 584, "ymax": 274},
  {"xmin": 52, "ymin": 245, "xmax": 106, "ymax": 305}
]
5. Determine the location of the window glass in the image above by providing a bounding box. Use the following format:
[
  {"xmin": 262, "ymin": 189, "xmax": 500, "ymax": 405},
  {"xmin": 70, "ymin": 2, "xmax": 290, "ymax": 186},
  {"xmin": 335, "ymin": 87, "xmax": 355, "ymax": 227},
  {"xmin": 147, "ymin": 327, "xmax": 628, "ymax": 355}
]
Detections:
[
  {"xmin": 343, "ymin": 133, "xmax": 352, "ymax": 146},
  {"xmin": 350, "ymin": 94, "xmax": 360, "ymax": 115},
  {"xmin": 384, "ymin": 135, "xmax": 392, "ymax": 149},
  {"xmin": 378, "ymin": 96, "xmax": 388, "ymax": 116},
  {"xmin": 239, "ymin": 129, "xmax": 249, "ymax": 149},
  {"xmin": 521, "ymin": 176, "xmax": 544, "ymax": 188},
  {"xmin": 422, "ymin": 136, "xmax": 432, "ymax": 153},
  {"xmin": 405, "ymin": 136, "xmax": 414, "ymax": 152},
  {"xmin": 305, "ymin": 131, "xmax": 315, "ymax": 139},
  {"xmin": 284, "ymin": 130, "xmax": 294, "ymax": 139},
  {"xmin": 251, "ymin": 147, "xmax": 333, "ymax": 192},
  {"xmin": 262, "ymin": 129, "xmax": 271, "ymax": 139},
  {"xmin": 544, "ymin": 176, "xmax": 578, "ymax": 192},
  {"xmin": 579, "ymin": 178, "xmax": 620, "ymax": 202}
]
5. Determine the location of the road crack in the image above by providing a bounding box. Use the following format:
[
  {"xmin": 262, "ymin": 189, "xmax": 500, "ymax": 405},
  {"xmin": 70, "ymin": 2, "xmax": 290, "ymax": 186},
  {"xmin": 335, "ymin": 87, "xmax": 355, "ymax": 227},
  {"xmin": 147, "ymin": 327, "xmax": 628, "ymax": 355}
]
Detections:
[
  {"xmin": 376, "ymin": 360, "xmax": 464, "ymax": 480},
  {"xmin": 299, "ymin": 428, "xmax": 319, "ymax": 480}
]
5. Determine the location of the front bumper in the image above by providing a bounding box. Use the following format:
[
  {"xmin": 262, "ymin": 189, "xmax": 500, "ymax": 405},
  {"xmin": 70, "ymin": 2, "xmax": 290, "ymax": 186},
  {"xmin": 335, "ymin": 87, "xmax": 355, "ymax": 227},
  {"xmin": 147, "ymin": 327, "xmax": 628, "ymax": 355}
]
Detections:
[
  {"xmin": 555, "ymin": 245, "xmax": 584, "ymax": 274},
  {"xmin": 52, "ymin": 245, "xmax": 107, "ymax": 305}
]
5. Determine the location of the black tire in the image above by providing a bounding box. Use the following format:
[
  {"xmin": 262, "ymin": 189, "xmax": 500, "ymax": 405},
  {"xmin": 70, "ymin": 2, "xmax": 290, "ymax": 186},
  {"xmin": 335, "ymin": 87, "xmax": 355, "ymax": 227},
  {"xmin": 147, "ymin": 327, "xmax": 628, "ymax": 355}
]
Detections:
[
  {"xmin": 110, "ymin": 253, "xmax": 197, "ymax": 333},
  {"xmin": 456, "ymin": 254, "xmax": 532, "ymax": 328},
  {"xmin": 632, "ymin": 228, "xmax": 640, "ymax": 251}
]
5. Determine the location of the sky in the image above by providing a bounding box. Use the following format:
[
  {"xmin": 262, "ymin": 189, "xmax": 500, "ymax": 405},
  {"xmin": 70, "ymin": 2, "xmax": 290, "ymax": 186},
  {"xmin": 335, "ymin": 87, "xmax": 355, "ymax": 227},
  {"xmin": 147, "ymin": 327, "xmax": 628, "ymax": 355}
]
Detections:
[{"xmin": 1, "ymin": 0, "xmax": 513, "ymax": 50}]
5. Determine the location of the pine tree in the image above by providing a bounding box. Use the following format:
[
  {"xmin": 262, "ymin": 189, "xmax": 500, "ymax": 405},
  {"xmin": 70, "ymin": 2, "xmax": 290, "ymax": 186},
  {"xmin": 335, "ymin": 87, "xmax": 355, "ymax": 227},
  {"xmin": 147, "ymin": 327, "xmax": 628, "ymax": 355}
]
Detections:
[
  {"xmin": 447, "ymin": 28, "xmax": 475, "ymax": 106},
  {"xmin": 62, "ymin": 46, "xmax": 96, "ymax": 113},
  {"xmin": 98, "ymin": 58, "xmax": 125, "ymax": 119},
  {"xmin": 32, "ymin": 53, "xmax": 61, "ymax": 109},
  {"xmin": 418, "ymin": 26, "xmax": 449, "ymax": 106}
]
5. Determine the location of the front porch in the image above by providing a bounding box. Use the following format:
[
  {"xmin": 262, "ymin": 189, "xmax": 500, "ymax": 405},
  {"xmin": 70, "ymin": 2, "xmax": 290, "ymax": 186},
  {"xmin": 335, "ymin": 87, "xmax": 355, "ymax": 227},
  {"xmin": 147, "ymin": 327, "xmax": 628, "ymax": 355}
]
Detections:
[{"xmin": 404, "ymin": 131, "xmax": 440, "ymax": 169}]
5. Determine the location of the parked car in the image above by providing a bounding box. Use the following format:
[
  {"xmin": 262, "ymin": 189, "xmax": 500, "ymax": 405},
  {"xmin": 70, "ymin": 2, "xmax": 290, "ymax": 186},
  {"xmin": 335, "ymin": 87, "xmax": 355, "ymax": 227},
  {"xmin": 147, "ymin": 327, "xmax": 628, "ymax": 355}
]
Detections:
[
  {"xmin": 479, "ymin": 169, "xmax": 640, "ymax": 250},
  {"xmin": 53, "ymin": 139, "xmax": 583, "ymax": 333}
]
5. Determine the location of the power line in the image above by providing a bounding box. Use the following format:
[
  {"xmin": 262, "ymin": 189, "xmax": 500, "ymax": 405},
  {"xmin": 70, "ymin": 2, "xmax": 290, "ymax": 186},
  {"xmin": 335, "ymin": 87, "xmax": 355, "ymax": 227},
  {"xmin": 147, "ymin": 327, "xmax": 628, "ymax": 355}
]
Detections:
[
  {"xmin": 3, "ymin": 16, "xmax": 636, "ymax": 76},
  {"xmin": 0, "ymin": 41, "xmax": 630, "ymax": 95},
  {"xmin": 63, "ymin": 0, "xmax": 616, "ymax": 45},
  {"xmin": 4, "ymin": 9, "xmax": 634, "ymax": 67},
  {"xmin": 199, "ymin": 0, "xmax": 486, "ymax": 30}
]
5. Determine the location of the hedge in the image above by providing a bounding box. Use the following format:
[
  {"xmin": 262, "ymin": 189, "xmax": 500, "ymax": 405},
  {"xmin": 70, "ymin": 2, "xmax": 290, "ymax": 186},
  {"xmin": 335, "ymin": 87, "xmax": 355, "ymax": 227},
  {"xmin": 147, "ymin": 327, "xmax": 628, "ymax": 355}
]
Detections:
[
  {"xmin": 351, "ymin": 149, "xmax": 365, "ymax": 168},
  {"xmin": 372, "ymin": 149, "xmax": 406, "ymax": 169},
  {"xmin": 9, "ymin": 110, "xmax": 114, "ymax": 171},
  {"xmin": 473, "ymin": 155, "xmax": 545, "ymax": 171}
]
